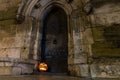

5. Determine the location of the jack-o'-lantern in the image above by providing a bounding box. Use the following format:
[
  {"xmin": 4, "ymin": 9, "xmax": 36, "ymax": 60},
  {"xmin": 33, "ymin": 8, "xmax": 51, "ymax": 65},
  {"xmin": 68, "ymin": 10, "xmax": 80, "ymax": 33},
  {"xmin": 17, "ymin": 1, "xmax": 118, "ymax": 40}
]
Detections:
[{"xmin": 38, "ymin": 62, "xmax": 48, "ymax": 72}]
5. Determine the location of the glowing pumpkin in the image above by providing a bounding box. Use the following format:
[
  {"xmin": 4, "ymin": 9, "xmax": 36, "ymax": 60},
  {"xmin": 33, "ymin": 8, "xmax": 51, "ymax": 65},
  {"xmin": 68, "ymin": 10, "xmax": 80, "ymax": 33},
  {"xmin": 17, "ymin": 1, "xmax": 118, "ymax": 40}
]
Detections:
[{"xmin": 38, "ymin": 62, "xmax": 48, "ymax": 72}]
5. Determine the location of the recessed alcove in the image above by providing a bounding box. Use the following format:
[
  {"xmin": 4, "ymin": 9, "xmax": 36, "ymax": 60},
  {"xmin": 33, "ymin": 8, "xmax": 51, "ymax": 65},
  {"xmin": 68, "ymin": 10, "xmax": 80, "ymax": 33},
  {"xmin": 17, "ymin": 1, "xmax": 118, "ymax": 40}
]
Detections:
[{"xmin": 39, "ymin": 6, "xmax": 68, "ymax": 73}]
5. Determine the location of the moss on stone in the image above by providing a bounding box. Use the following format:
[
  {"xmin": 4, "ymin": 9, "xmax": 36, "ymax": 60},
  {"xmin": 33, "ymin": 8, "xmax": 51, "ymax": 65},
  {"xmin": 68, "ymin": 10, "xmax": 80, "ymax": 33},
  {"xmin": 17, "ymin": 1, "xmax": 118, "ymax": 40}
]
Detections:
[
  {"xmin": 0, "ymin": 25, "xmax": 16, "ymax": 38},
  {"xmin": 92, "ymin": 27, "xmax": 105, "ymax": 41},
  {"xmin": 0, "ymin": 7, "xmax": 18, "ymax": 20},
  {"xmin": 92, "ymin": 24, "xmax": 120, "ymax": 42},
  {"xmin": 0, "ymin": 19, "xmax": 16, "ymax": 26},
  {"xmin": 92, "ymin": 42, "xmax": 120, "ymax": 57},
  {"xmin": 103, "ymin": 24, "xmax": 120, "ymax": 48},
  {"xmin": 92, "ymin": 24, "xmax": 120, "ymax": 57},
  {"xmin": 92, "ymin": 0, "xmax": 120, "ymax": 8}
]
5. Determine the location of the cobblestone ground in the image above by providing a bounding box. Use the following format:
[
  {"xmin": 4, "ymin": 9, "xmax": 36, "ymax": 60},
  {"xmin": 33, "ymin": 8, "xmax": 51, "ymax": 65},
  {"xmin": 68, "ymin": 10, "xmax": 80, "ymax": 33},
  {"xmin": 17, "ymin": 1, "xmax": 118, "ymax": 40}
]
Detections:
[{"xmin": 0, "ymin": 75, "xmax": 119, "ymax": 80}]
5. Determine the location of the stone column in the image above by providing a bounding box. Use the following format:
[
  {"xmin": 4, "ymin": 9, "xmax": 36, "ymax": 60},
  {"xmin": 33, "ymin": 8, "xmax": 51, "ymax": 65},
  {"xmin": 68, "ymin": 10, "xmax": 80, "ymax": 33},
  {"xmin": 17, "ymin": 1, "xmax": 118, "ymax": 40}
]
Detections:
[{"xmin": 69, "ymin": 8, "xmax": 89, "ymax": 77}]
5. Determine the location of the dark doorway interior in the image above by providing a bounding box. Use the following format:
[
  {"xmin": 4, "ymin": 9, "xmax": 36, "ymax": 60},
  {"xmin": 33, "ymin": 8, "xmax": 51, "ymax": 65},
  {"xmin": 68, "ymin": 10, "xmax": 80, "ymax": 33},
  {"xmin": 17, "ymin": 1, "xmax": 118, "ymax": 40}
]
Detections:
[{"xmin": 41, "ymin": 7, "xmax": 68, "ymax": 73}]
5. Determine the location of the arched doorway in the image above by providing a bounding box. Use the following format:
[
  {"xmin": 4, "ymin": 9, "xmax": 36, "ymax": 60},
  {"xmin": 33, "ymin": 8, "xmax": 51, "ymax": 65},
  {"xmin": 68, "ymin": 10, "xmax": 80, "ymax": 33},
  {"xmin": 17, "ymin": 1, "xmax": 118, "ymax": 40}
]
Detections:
[{"xmin": 40, "ymin": 6, "xmax": 68, "ymax": 73}]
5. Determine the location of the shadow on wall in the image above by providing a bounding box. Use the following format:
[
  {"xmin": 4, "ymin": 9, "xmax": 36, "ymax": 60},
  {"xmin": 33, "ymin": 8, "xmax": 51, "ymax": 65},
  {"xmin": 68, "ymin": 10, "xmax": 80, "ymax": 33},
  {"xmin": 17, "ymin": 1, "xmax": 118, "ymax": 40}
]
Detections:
[
  {"xmin": 103, "ymin": 24, "xmax": 120, "ymax": 48},
  {"xmin": 91, "ymin": 0, "xmax": 120, "ymax": 8}
]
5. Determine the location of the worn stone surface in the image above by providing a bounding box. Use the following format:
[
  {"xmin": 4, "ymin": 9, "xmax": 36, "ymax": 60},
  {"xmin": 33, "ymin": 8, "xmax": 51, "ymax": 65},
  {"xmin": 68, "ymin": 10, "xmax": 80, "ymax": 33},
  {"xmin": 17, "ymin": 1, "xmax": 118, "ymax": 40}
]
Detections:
[
  {"xmin": 0, "ymin": 0, "xmax": 120, "ymax": 79},
  {"xmin": 91, "ymin": 0, "xmax": 120, "ymax": 13},
  {"xmin": 12, "ymin": 64, "xmax": 34, "ymax": 75},
  {"xmin": 0, "ymin": 67, "xmax": 12, "ymax": 75},
  {"xmin": 0, "ymin": 1, "xmax": 32, "ymax": 73},
  {"xmin": 90, "ymin": 58, "xmax": 120, "ymax": 78},
  {"xmin": 91, "ymin": 64, "xmax": 120, "ymax": 78},
  {"xmin": 0, "ymin": 62, "xmax": 4, "ymax": 66},
  {"xmin": 0, "ymin": 75, "xmax": 91, "ymax": 80},
  {"xmin": 91, "ymin": 12, "xmax": 120, "ymax": 57},
  {"xmin": 0, "ymin": 75, "xmax": 119, "ymax": 80},
  {"xmin": 75, "ymin": 64, "xmax": 89, "ymax": 77}
]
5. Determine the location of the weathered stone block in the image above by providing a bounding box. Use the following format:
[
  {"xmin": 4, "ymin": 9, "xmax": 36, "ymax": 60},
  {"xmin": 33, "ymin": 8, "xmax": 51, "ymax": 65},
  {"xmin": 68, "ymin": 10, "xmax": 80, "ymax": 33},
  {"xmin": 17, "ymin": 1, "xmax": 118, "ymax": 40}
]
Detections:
[
  {"xmin": 7, "ymin": 48, "xmax": 21, "ymax": 59},
  {"xmin": 92, "ymin": 1, "xmax": 120, "ymax": 13},
  {"xmin": 0, "ymin": 62, "xmax": 4, "ymax": 66},
  {"xmin": 91, "ymin": 12, "xmax": 120, "ymax": 26},
  {"xmin": 90, "ymin": 64, "xmax": 120, "ymax": 78},
  {"xmin": 0, "ymin": 36, "xmax": 25, "ymax": 59},
  {"xmin": 68, "ymin": 57, "xmax": 74, "ymax": 65},
  {"xmin": 0, "ymin": 48, "xmax": 21, "ymax": 59},
  {"xmin": 92, "ymin": 24, "xmax": 120, "ymax": 57},
  {"xmin": 82, "ymin": 28, "xmax": 94, "ymax": 44},
  {"xmin": 92, "ymin": 27, "xmax": 105, "ymax": 41},
  {"xmin": 92, "ymin": 43, "xmax": 120, "ymax": 57},
  {"xmin": 12, "ymin": 67, "xmax": 22, "ymax": 75},
  {"xmin": 68, "ymin": 65, "xmax": 76, "ymax": 76},
  {"xmin": 16, "ymin": 25, "xmax": 26, "ymax": 34},
  {"xmin": 0, "ymin": 26, "xmax": 16, "ymax": 38},
  {"xmin": 14, "ymin": 37, "xmax": 24, "ymax": 47},
  {"xmin": 0, "ymin": 37, "xmax": 16, "ymax": 48},
  {"xmin": 12, "ymin": 64, "xmax": 34, "ymax": 75},
  {"xmin": 5, "ymin": 62, "xmax": 13, "ymax": 66},
  {"xmin": 20, "ymin": 48, "xmax": 29, "ymax": 59},
  {"xmin": 0, "ymin": 0, "xmax": 21, "ymax": 20},
  {"xmin": 75, "ymin": 64, "xmax": 89, "ymax": 77},
  {"xmin": 74, "ymin": 55, "xmax": 87, "ymax": 64},
  {"xmin": 0, "ymin": 67, "xmax": 12, "ymax": 75},
  {"xmin": 0, "ymin": 7, "xmax": 18, "ymax": 20},
  {"xmin": 68, "ymin": 64, "xmax": 89, "ymax": 77},
  {"xmin": 0, "ymin": 48, "xmax": 7, "ymax": 58}
]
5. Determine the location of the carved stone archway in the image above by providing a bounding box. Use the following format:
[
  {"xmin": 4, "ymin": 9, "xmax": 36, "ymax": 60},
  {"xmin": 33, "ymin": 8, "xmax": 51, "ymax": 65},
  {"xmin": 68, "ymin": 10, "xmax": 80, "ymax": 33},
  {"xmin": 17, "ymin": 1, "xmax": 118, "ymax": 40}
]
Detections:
[
  {"xmin": 17, "ymin": 0, "xmax": 92, "ymax": 77},
  {"xmin": 33, "ymin": 2, "xmax": 70, "ymax": 73}
]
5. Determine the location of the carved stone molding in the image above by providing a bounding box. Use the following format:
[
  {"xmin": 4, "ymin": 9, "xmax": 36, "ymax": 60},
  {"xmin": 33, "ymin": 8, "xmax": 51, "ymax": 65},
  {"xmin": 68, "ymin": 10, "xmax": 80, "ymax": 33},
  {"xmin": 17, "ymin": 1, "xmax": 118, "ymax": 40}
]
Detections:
[
  {"xmin": 16, "ymin": 14, "xmax": 25, "ymax": 24},
  {"xmin": 83, "ymin": 0, "xmax": 93, "ymax": 15},
  {"xmin": 34, "ymin": 0, "xmax": 41, "ymax": 9},
  {"xmin": 66, "ymin": 0, "xmax": 73, "ymax": 3},
  {"xmin": 71, "ymin": 9, "xmax": 81, "ymax": 18}
]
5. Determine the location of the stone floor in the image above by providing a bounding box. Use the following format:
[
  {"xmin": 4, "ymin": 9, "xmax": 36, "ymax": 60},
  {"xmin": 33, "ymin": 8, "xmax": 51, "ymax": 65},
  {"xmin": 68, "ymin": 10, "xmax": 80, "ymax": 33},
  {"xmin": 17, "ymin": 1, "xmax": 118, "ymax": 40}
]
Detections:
[{"xmin": 0, "ymin": 75, "xmax": 119, "ymax": 80}]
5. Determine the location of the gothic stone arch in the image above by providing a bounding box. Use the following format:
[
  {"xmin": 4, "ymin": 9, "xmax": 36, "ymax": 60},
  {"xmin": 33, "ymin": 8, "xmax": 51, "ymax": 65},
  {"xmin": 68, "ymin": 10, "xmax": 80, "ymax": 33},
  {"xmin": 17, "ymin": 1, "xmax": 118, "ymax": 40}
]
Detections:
[{"xmin": 17, "ymin": 0, "xmax": 93, "ymax": 76}]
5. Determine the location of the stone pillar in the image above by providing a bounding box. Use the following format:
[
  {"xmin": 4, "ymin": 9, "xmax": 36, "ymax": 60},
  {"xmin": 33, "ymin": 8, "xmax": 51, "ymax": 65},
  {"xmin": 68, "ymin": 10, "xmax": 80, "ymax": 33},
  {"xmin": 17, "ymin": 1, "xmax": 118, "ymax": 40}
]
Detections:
[
  {"xmin": 68, "ymin": 8, "xmax": 90, "ymax": 77},
  {"xmin": 32, "ymin": 20, "xmax": 43, "ymax": 71}
]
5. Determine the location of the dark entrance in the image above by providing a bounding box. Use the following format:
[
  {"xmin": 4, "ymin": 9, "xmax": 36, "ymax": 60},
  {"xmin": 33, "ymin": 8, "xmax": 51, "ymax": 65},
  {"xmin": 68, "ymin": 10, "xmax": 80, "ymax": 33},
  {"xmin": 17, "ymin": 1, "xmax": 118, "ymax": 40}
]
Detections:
[{"xmin": 41, "ymin": 7, "xmax": 68, "ymax": 73}]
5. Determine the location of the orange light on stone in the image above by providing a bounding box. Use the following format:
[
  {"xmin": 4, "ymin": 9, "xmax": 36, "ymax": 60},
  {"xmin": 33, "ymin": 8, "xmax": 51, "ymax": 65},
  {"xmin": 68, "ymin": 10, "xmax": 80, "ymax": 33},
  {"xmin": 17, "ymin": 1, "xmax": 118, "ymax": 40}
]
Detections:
[{"xmin": 38, "ymin": 62, "xmax": 48, "ymax": 72}]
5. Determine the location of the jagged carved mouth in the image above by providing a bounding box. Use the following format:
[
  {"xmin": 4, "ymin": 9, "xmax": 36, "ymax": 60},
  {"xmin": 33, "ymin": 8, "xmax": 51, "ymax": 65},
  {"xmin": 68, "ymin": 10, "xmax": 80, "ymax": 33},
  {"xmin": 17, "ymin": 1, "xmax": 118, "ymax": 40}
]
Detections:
[{"xmin": 38, "ymin": 62, "xmax": 48, "ymax": 72}]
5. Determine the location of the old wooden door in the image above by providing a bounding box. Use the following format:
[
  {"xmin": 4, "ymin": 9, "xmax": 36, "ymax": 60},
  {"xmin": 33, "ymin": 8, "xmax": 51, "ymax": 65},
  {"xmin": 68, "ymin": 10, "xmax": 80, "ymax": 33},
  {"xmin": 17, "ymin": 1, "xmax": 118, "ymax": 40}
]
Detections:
[{"xmin": 42, "ymin": 7, "xmax": 68, "ymax": 73}]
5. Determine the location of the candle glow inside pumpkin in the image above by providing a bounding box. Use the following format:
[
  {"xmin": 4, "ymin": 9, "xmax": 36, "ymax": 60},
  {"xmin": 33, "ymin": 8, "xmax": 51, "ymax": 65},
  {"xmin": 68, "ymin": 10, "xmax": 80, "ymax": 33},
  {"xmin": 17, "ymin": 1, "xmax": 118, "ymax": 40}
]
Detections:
[{"xmin": 39, "ymin": 62, "xmax": 48, "ymax": 72}]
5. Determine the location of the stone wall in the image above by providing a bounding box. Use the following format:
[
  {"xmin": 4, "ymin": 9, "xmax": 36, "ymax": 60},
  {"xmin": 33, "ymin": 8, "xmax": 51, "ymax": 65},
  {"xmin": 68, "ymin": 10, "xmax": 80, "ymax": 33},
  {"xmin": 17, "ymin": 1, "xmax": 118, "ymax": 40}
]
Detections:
[
  {"xmin": 90, "ymin": 0, "xmax": 120, "ymax": 78},
  {"xmin": 0, "ymin": 0, "xmax": 34, "ymax": 75},
  {"xmin": 0, "ymin": 0, "xmax": 120, "ymax": 78}
]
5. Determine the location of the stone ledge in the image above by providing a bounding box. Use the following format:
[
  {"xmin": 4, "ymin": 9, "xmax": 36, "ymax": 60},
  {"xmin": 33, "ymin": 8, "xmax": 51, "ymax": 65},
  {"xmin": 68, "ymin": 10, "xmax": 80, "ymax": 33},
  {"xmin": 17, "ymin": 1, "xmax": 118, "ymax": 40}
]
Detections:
[
  {"xmin": 0, "ymin": 58, "xmax": 36, "ymax": 65},
  {"xmin": 91, "ymin": 57, "xmax": 120, "ymax": 64},
  {"xmin": 0, "ymin": 58, "xmax": 35, "ymax": 75}
]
